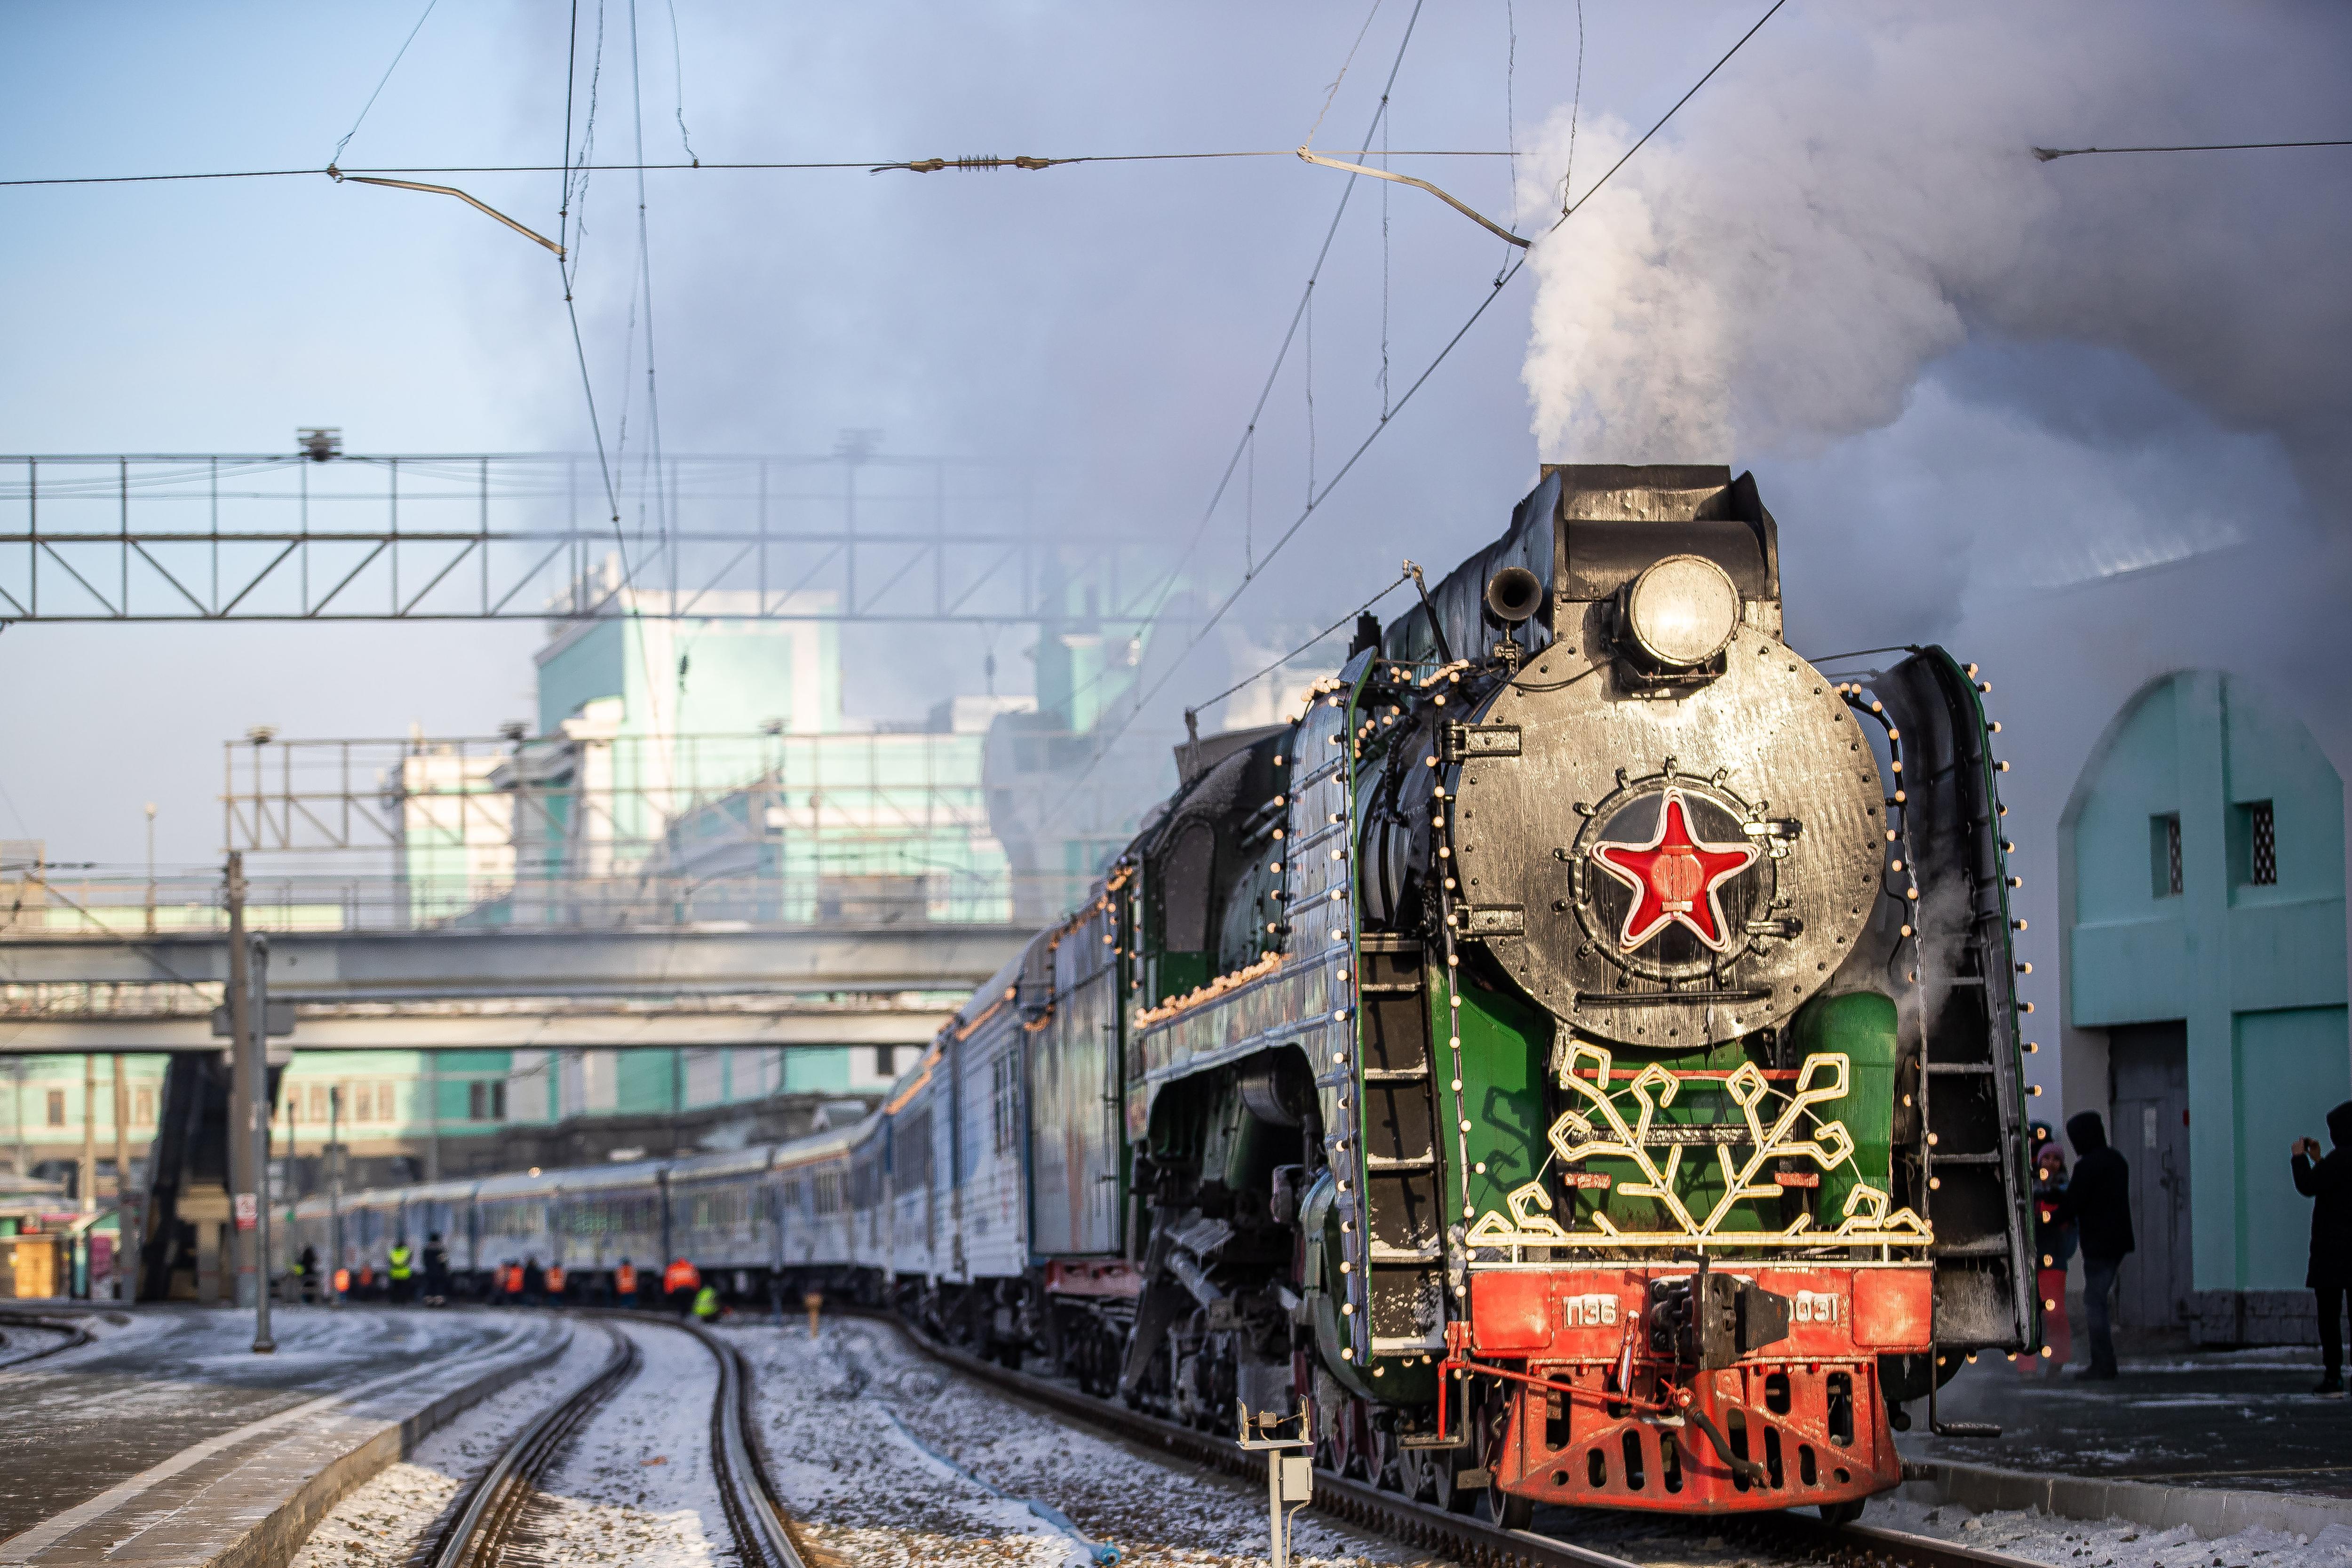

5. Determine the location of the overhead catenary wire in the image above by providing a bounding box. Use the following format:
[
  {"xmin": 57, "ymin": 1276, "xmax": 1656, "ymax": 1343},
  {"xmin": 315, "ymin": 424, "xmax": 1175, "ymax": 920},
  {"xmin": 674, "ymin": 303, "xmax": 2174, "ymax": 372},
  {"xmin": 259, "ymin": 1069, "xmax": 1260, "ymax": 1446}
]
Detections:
[
  {"xmin": 0, "ymin": 150, "xmax": 1517, "ymax": 188},
  {"xmin": 331, "ymin": 0, "xmax": 443, "ymax": 167},
  {"xmin": 2032, "ymin": 138, "xmax": 2351, "ymax": 160},
  {"xmin": 1060, "ymin": 0, "xmax": 1790, "ymax": 793},
  {"xmin": 1549, "ymin": 0, "xmax": 1784, "ymax": 232},
  {"xmin": 1181, "ymin": 570, "xmax": 1412, "ymax": 720},
  {"xmin": 1048, "ymin": 0, "xmax": 1432, "ymax": 730},
  {"xmin": 559, "ymin": 0, "xmax": 624, "ymax": 535}
]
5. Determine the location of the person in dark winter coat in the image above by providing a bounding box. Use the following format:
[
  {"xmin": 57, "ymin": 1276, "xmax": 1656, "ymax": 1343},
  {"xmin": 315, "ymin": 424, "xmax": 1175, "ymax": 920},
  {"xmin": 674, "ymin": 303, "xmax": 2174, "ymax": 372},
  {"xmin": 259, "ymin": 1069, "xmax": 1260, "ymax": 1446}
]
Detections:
[
  {"xmin": 2292, "ymin": 1100, "xmax": 2352, "ymax": 1397},
  {"xmin": 2055, "ymin": 1110, "xmax": 2134, "ymax": 1379},
  {"xmin": 421, "ymin": 1233, "xmax": 452, "ymax": 1307}
]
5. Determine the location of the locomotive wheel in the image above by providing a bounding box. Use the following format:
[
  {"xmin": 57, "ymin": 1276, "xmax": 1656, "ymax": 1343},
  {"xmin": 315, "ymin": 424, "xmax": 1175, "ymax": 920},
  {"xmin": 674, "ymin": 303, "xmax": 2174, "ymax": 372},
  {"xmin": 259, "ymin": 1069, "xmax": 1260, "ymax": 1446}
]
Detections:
[
  {"xmin": 1429, "ymin": 1452, "xmax": 1479, "ymax": 1514},
  {"xmin": 1818, "ymin": 1501, "xmax": 1866, "ymax": 1526},
  {"xmin": 1371, "ymin": 1427, "xmax": 1402, "ymax": 1492},
  {"xmin": 1484, "ymin": 1483, "xmax": 1535, "ymax": 1531},
  {"xmin": 1396, "ymin": 1446, "xmax": 1440, "ymax": 1503}
]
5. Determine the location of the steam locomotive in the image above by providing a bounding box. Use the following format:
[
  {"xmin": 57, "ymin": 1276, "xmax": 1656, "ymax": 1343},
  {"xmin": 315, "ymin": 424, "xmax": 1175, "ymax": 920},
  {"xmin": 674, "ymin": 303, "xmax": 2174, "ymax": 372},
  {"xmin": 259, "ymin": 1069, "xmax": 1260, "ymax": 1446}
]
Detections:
[{"xmin": 305, "ymin": 463, "xmax": 2037, "ymax": 1523}]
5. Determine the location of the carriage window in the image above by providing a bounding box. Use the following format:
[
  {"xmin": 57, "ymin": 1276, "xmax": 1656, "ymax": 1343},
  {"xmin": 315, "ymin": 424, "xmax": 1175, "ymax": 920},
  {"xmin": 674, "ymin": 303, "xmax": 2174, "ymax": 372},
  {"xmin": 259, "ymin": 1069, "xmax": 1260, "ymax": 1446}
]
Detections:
[{"xmin": 993, "ymin": 1051, "xmax": 1021, "ymax": 1154}]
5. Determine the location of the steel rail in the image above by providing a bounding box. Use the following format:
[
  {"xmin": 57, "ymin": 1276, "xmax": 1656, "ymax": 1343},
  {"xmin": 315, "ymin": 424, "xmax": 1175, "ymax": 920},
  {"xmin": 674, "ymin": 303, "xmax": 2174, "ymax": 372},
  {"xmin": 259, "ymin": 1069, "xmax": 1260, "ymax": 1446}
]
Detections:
[
  {"xmin": 871, "ymin": 1314, "xmax": 2042, "ymax": 1568},
  {"xmin": 413, "ymin": 1321, "xmax": 639, "ymax": 1568},
  {"xmin": 413, "ymin": 1313, "xmax": 806, "ymax": 1568},
  {"xmin": 0, "ymin": 1307, "xmax": 96, "ymax": 1365},
  {"xmin": 672, "ymin": 1316, "xmax": 809, "ymax": 1568}
]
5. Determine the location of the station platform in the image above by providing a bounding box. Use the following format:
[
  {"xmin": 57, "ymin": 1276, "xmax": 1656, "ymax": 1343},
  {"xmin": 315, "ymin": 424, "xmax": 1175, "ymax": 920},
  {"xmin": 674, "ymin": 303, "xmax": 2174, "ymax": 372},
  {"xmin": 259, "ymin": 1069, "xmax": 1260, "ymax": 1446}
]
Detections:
[
  {"xmin": 1900, "ymin": 1345, "xmax": 2352, "ymax": 1498},
  {"xmin": 0, "ymin": 1304, "xmax": 567, "ymax": 1568}
]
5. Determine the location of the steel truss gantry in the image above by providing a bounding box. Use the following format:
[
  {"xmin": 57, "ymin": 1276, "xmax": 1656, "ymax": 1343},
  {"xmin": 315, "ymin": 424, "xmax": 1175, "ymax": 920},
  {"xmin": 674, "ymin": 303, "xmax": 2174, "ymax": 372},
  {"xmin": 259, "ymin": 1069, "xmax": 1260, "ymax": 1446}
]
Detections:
[{"xmin": 0, "ymin": 451, "xmax": 1183, "ymax": 624}]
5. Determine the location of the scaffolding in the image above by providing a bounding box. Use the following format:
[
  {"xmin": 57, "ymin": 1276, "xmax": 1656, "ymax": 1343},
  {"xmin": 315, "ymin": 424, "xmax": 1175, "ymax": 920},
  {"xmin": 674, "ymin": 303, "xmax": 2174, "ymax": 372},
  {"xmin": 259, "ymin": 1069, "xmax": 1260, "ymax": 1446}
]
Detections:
[{"xmin": 211, "ymin": 728, "xmax": 1129, "ymax": 931}]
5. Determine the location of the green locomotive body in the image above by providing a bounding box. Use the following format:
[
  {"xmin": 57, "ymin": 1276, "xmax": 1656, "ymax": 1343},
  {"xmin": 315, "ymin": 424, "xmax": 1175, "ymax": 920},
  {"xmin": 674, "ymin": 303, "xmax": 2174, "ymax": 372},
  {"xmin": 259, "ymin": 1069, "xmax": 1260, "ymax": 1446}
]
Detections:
[{"xmin": 1102, "ymin": 463, "xmax": 2036, "ymax": 1519}]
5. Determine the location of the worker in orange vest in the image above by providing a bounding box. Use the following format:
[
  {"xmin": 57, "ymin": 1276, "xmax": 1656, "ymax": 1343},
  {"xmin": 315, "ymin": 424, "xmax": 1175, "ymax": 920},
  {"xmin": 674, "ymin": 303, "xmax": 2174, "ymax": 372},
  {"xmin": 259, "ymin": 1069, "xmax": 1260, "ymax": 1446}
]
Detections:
[
  {"xmin": 662, "ymin": 1256, "xmax": 700, "ymax": 1318},
  {"xmin": 502, "ymin": 1260, "xmax": 525, "ymax": 1304},
  {"xmin": 545, "ymin": 1261, "xmax": 567, "ymax": 1301},
  {"xmin": 614, "ymin": 1258, "xmax": 639, "ymax": 1306}
]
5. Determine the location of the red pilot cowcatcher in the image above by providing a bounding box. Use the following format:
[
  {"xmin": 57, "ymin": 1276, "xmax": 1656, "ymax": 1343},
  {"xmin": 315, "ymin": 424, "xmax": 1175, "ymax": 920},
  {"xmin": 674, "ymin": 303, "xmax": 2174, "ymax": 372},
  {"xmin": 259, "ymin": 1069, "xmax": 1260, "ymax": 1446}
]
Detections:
[{"xmin": 1587, "ymin": 787, "xmax": 1760, "ymax": 953}]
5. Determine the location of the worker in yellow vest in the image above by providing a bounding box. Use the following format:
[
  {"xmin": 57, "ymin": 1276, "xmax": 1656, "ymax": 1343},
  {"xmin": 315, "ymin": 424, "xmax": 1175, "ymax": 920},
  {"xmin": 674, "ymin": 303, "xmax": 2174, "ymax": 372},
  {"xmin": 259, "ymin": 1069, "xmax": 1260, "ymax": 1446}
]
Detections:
[{"xmin": 387, "ymin": 1239, "xmax": 415, "ymax": 1305}]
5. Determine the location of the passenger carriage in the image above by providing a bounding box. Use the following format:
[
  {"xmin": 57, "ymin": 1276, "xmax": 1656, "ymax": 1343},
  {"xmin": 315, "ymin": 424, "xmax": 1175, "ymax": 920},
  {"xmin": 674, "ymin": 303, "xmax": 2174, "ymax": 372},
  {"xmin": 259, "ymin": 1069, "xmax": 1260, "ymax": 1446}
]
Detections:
[
  {"xmin": 666, "ymin": 1145, "xmax": 776, "ymax": 1285},
  {"xmin": 550, "ymin": 1161, "xmax": 666, "ymax": 1288}
]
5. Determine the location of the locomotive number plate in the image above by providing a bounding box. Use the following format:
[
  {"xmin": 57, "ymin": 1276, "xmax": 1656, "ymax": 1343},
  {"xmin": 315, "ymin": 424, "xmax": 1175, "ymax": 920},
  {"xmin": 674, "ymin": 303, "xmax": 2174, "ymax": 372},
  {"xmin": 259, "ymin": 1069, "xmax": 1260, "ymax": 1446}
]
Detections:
[
  {"xmin": 1563, "ymin": 1292, "xmax": 1621, "ymax": 1328},
  {"xmin": 1792, "ymin": 1289, "xmax": 1842, "ymax": 1324}
]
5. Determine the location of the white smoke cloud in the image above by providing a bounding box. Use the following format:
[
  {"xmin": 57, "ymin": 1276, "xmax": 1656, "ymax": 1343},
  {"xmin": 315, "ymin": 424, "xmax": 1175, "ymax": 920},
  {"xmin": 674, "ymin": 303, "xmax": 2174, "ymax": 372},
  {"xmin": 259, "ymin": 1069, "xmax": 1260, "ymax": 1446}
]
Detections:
[{"xmin": 1512, "ymin": 3, "xmax": 2352, "ymax": 491}]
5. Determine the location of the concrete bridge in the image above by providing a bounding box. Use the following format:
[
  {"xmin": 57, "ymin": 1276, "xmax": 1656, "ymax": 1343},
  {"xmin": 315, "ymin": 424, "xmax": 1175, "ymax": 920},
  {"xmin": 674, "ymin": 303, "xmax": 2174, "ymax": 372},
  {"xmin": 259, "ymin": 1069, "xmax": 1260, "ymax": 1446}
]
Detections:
[{"xmin": 0, "ymin": 923, "xmax": 1031, "ymax": 1053}]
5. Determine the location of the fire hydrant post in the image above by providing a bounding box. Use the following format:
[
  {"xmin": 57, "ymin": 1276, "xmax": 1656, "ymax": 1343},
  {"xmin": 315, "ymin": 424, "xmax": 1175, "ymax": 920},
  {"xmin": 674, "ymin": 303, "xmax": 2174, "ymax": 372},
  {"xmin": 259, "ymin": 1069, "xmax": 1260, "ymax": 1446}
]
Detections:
[
  {"xmin": 803, "ymin": 1290, "xmax": 823, "ymax": 1340},
  {"xmin": 1237, "ymin": 1400, "xmax": 1313, "ymax": 1568}
]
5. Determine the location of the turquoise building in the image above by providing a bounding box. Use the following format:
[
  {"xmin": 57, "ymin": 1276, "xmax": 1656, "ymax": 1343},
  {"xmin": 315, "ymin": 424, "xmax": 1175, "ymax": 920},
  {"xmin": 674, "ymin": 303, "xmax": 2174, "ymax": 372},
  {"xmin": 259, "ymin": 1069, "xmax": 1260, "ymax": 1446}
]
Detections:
[{"xmin": 2059, "ymin": 670, "xmax": 2352, "ymax": 1345}]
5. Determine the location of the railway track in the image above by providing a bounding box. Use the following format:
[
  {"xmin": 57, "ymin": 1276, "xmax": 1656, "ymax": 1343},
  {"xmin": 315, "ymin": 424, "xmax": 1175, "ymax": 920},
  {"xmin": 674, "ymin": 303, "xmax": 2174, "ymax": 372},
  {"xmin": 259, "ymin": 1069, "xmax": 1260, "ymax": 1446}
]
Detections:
[
  {"xmin": 0, "ymin": 1307, "xmax": 97, "ymax": 1366},
  {"xmin": 881, "ymin": 1318, "xmax": 2041, "ymax": 1568},
  {"xmin": 410, "ymin": 1314, "xmax": 803, "ymax": 1568}
]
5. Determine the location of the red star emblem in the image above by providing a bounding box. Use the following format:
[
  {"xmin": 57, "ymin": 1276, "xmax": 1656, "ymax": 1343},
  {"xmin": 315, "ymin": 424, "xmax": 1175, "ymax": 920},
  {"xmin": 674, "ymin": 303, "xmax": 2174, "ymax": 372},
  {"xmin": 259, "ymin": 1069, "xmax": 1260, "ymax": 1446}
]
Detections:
[{"xmin": 1587, "ymin": 786, "xmax": 1761, "ymax": 953}]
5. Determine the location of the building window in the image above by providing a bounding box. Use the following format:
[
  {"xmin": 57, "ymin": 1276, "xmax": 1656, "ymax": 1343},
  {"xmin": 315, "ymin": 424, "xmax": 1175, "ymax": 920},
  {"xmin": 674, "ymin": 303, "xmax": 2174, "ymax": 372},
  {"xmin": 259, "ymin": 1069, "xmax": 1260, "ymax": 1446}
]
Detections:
[
  {"xmin": 468, "ymin": 1080, "xmax": 507, "ymax": 1121},
  {"xmin": 378, "ymin": 1081, "xmax": 396, "ymax": 1123},
  {"xmin": 45, "ymin": 1090, "xmax": 64, "ymax": 1127},
  {"xmin": 353, "ymin": 1083, "xmax": 374, "ymax": 1122},
  {"xmin": 2150, "ymin": 813, "xmax": 2183, "ymax": 898},
  {"xmin": 134, "ymin": 1086, "xmax": 154, "ymax": 1126},
  {"xmin": 2246, "ymin": 800, "xmax": 2276, "ymax": 885},
  {"xmin": 875, "ymin": 1045, "xmax": 897, "ymax": 1079}
]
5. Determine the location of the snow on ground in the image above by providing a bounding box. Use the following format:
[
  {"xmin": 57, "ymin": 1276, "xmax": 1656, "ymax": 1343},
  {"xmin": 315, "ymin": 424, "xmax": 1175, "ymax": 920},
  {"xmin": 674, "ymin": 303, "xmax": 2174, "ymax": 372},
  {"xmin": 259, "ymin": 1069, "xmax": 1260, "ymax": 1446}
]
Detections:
[
  {"xmin": 1869, "ymin": 1496, "xmax": 2352, "ymax": 1568},
  {"xmin": 0, "ymin": 1305, "xmax": 172, "ymax": 1372},
  {"xmin": 0, "ymin": 1324, "xmax": 77, "ymax": 1367},
  {"xmin": 289, "ymin": 1321, "xmax": 609, "ymax": 1568},
  {"xmin": 518, "ymin": 1318, "xmax": 739, "ymax": 1568},
  {"xmin": 736, "ymin": 1317, "xmax": 1435, "ymax": 1568}
]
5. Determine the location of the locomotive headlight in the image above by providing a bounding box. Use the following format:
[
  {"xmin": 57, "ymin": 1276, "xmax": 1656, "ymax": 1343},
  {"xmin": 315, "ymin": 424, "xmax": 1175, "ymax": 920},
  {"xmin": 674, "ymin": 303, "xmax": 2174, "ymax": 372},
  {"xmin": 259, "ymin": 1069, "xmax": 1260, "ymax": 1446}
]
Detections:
[{"xmin": 1623, "ymin": 554, "xmax": 1740, "ymax": 668}]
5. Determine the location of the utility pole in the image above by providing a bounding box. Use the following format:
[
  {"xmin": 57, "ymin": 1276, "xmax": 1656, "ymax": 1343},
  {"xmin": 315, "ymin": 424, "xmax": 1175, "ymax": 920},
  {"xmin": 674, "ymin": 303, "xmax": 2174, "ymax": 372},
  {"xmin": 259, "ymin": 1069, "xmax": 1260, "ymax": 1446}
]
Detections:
[
  {"xmin": 79, "ymin": 1057, "xmax": 95, "ymax": 1218},
  {"xmin": 425, "ymin": 1049, "xmax": 440, "ymax": 1183},
  {"xmin": 226, "ymin": 851, "xmax": 258, "ymax": 1309},
  {"xmin": 111, "ymin": 1056, "xmax": 135, "ymax": 1301},
  {"xmin": 143, "ymin": 803, "xmax": 157, "ymax": 935},
  {"xmin": 328, "ymin": 1085, "xmax": 343, "ymax": 1307},
  {"xmin": 248, "ymin": 934, "xmax": 275, "ymax": 1353}
]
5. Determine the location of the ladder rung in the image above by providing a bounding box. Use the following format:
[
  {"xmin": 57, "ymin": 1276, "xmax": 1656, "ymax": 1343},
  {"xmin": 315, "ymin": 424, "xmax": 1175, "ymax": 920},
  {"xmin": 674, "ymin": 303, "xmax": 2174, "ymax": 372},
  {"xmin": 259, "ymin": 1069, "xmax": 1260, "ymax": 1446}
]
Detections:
[{"xmin": 1369, "ymin": 1242, "xmax": 1443, "ymax": 1264}]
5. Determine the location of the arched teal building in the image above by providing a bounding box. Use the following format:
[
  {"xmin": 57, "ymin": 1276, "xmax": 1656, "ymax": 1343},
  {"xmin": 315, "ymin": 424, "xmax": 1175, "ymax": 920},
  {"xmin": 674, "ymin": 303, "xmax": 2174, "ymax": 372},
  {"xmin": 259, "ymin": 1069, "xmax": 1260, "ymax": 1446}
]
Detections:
[{"xmin": 2059, "ymin": 670, "xmax": 2351, "ymax": 1345}]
